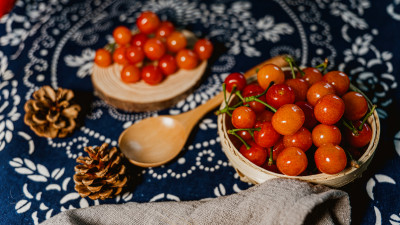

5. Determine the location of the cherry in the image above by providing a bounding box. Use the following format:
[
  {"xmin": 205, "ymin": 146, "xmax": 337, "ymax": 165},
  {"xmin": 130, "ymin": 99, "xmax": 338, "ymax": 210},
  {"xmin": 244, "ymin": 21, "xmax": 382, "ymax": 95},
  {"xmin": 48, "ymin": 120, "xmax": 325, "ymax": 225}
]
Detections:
[
  {"xmin": 314, "ymin": 144, "xmax": 347, "ymax": 174},
  {"xmin": 344, "ymin": 120, "xmax": 372, "ymax": 148},
  {"xmin": 256, "ymin": 110, "xmax": 274, "ymax": 122},
  {"xmin": 242, "ymin": 84, "xmax": 266, "ymax": 113},
  {"xmin": 112, "ymin": 46, "xmax": 129, "ymax": 65},
  {"xmin": 301, "ymin": 67, "xmax": 323, "ymax": 86},
  {"xmin": 342, "ymin": 91, "xmax": 368, "ymax": 121},
  {"xmin": 311, "ymin": 124, "xmax": 341, "ymax": 147},
  {"xmin": 131, "ymin": 33, "xmax": 148, "ymax": 47},
  {"xmin": 126, "ymin": 45, "xmax": 145, "ymax": 64},
  {"xmin": 224, "ymin": 72, "xmax": 247, "ymax": 92},
  {"xmin": 306, "ymin": 81, "xmax": 336, "ymax": 106},
  {"xmin": 285, "ymin": 78, "xmax": 309, "ymax": 102},
  {"xmin": 136, "ymin": 11, "xmax": 160, "ymax": 34},
  {"xmin": 141, "ymin": 65, "xmax": 164, "ymax": 85},
  {"xmin": 322, "ymin": 70, "xmax": 350, "ymax": 96},
  {"xmin": 254, "ymin": 121, "xmax": 281, "ymax": 148},
  {"xmin": 272, "ymin": 104, "xmax": 305, "ymax": 135},
  {"xmin": 158, "ymin": 54, "xmax": 178, "ymax": 76},
  {"xmin": 295, "ymin": 101, "xmax": 318, "ymax": 130},
  {"xmin": 113, "ymin": 26, "xmax": 132, "ymax": 45},
  {"xmin": 314, "ymin": 94, "xmax": 345, "ymax": 125},
  {"xmin": 257, "ymin": 64, "xmax": 285, "ymax": 90},
  {"xmin": 238, "ymin": 130, "xmax": 253, "ymax": 141},
  {"xmin": 194, "ymin": 39, "xmax": 213, "ymax": 60},
  {"xmin": 144, "ymin": 38, "xmax": 166, "ymax": 60},
  {"xmin": 121, "ymin": 64, "xmax": 141, "ymax": 83},
  {"xmin": 94, "ymin": 49, "xmax": 112, "ymax": 67},
  {"xmin": 176, "ymin": 49, "xmax": 198, "ymax": 70},
  {"xmin": 276, "ymin": 147, "xmax": 308, "ymax": 176},
  {"xmin": 155, "ymin": 21, "xmax": 175, "ymax": 39},
  {"xmin": 265, "ymin": 83, "xmax": 295, "ymax": 109},
  {"xmin": 283, "ymin": 127, "xmax": 312, "ymax": 152},
  {"xmin": 239, "ymin": 141, "xmax": 267, "ymax": 166},
  {"xmin": 231, "ymin": 106, "xmax": 256, "ymax": 129},
  {"xmin": 166, "ymin": 31, "xmax": 187, "ymax": 52},
  {"xmin": 271, "ymin": 137, "xmax": 285, "ymax": 161},
  {"xmin": 262, "ymin": 162, "xmax": 280, "ymax": 173}
]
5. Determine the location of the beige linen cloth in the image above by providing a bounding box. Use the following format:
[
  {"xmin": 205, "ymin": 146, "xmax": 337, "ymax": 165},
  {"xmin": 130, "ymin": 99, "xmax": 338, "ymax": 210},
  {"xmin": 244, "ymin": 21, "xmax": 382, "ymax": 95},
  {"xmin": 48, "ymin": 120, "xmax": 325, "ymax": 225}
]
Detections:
[{"xmin": 41, "ymin": 178, "xmax": 350, "ymax": 225}]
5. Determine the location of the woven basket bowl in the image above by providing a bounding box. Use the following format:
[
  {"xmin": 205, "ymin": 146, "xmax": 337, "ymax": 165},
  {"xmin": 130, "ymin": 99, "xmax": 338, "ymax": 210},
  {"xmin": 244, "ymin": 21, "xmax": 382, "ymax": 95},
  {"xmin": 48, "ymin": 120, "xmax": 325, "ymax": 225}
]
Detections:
[{"xmin": 217, "ymin": 74, "xmax": 380, "ymax": 188}]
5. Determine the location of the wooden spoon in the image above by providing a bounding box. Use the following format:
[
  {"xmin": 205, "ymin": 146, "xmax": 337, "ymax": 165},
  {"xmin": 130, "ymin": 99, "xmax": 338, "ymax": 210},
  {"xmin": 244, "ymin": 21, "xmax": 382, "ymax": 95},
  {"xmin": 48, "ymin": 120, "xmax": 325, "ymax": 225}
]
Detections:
[{"xmin": 118, "ymin": 55, "xmax": 288, "ymax": 167}]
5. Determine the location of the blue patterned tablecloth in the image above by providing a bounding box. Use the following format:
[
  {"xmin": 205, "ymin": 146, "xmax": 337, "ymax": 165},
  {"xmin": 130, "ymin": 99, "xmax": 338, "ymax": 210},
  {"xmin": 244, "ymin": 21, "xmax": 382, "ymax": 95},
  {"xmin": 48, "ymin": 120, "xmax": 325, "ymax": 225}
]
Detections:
[{"xmin": 0, "ymin": 0, "xmax": 399, "ymax": 224}]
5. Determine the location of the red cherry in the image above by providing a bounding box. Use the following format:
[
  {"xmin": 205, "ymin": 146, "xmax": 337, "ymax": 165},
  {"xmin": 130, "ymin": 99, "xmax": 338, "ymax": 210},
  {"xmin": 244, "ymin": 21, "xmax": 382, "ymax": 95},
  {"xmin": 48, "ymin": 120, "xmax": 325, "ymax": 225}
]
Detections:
[
  {"xmin": 295, "ymin": 101, "xmax": 318, "ymax": 130},
  {"xmin": 276, "ymin": 147, "xmax": 308, "ymax": 176},
  {"xmin": 238, "ymin": 130, "xmax": 252, "ymax": 141},
  {"xmin": 254, "ymin": 121, "xmax": 281, "ymax": 148},
  {"xmin": 158, "ymin": 54, "xmax": 178, "ymax": 76},
  {"xmin": 342, "ymin": 91, "xmax": 368, "ymax": 121},
  {"xmin": 285, "ymin": 78, "xmax": 309, "ymax": 102},
  {"xmin": 272, "ymin": 104, "xmax": 305, "ymax": 135},
  {"xmin": 314, "ymin": 94, "xmax": 345, "ymax": 125},
  {"xmin": 144, "ymin": 38, "xmax": 166, "ymax": 60},
  {"xmin": 256, "ymin": 110, "xmax": 274, "ymax": 122},
  {"xmin": 239, "ymin": 141, "xmax": 268, "ymax": 166},
  {"xmin": 271, "ymin": 137, "xmax": 285, "ymax": 161},
  {"xmin": 306, "ymin": 81, "xmax": 336, "ymax": 106},
  {"xmin": 131, "ymin": 33, "xmax": 148, "ymax": 47},
  {"xmin": 155, "ymin": 21, "xmax": 175, "ymax": 39},
  {"xmin": 314, "ymin": 144, "xmax": 347, "ymax": 174},
  {"xmin": 283, "ymin": 127, "xmax": 312, "ymax": 152},
  {"xmin": 322, "ymin": 71, "xmax": 350, "ymax": 96},
  {"xmin": 231, "ymin": 106, "xmax": 256, "ymax": 129},
  {"xmin": 125, "ymin": 45, "xmax": 145, "ymax": 64},
  {"xmin": 194, "ymin": 39, "xmax": 213, "ymax": 60},
  {"xmin": 112, "ymin": 46, "xmax": 129, "ymax": 65},
  {"xmin": 141, "ymin": 65, "xmax": 164, "ymax": 85},
  {"xmin": 344, "ymin": 121, "xmax": 372, "ymax": 148},
  {"xmin": 242, "ymin": 84, "xmax": 266, "ymax": 113},
  {"xmin": 224, "ymin": 72, "xmax": 247, "ymax": 92},
  {"xmin": 311, "ymin": 124, "xmax": 342, "ymax": 147},
  {"xmin": 265, "ymin": 83, "xmax": 295, "ymax": 109},
  {"xmin": 121, "ymin": 64, "xmax": 141, "ymax": 83},
  {"xmin": 300, "ymin": 67, "xmax": 323, "ymax": 86},
  {"xmin": 136, "ymin": 11, "xmax": 160, "ymax": 34},
  {"xmin": 262, "ymin": 162, "xmax": 280, "ymax": 173},
  {"xmin": 176, "ymin": 49, "xmax": 198, "ymax": 70}
]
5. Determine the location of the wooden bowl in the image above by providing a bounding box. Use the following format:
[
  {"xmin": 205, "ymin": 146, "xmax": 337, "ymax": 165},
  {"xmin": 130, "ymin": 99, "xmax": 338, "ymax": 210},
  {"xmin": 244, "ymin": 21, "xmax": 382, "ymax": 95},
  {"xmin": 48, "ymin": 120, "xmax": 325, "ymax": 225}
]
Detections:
[
  {"xmin": 217, "ymin": 74, "xmax": 380, "ymax": 188},
  {"xmin": 91, "ymin": 30, "xmax": 207, "ymax": 112}
]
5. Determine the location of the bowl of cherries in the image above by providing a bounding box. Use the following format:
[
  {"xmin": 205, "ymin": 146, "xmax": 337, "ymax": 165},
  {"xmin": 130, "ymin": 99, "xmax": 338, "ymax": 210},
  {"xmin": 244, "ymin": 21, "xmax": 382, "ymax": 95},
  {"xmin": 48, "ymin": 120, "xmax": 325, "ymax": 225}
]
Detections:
[{"xmin": 217, "ymin": 56, "xmax": 380, "ymax": 188}]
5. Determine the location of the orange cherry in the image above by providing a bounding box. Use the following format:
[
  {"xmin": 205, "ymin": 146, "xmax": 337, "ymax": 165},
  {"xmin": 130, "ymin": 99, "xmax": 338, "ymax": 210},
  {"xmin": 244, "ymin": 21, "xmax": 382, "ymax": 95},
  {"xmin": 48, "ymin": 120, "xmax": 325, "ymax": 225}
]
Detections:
[
  {"xmin": 276, "ymin": 147, "xmax": 308, "ymax": 176},
  {"xmin": 272, "ymin": 104, "xmax": 305, "ymax": 135},
  {"xmin": 311, "ymin": 124, "xmax": 341, "ymax": 147},
  {"xmin": 176, "ymin": 49, "xmax": 198, "ymax": 70},
  {"xmin": 283, "ymin": 127, "xmax": 313, "ymax": 152},
  {"xmin": 300, "ymin": 67, "xmax": 323, "ymax": 86},
  {"xmin": 113, "ymin": 26, "xmax": 132, "ymax": 45},
  {"xmin": 314, "ymin": 144, "xmax": 347, "ymax": 174},
  {"xmin": 314, "ymin": 94, "xmax": 345, "ymax": 125},
  {"xmin": 257, "ymin": 64, "xmax": 285, "ymax": 90},
  {"xmin": 322, "ymin": 70, "xmax": 350, "ymax": 96},
  {"xmin": 342, "ymin": 91, "xmax": 368, "ymax": 121},
  {"xmin": 166, "ymin": 31, "xmax": 187, "ymax": 52},
  {"xmin": 306, "ymin": 81, "xmax": 336, "ymax": 106},
  {"xmin": 94, "ymin": 49, "xmax": 112, "ymax": 67}
]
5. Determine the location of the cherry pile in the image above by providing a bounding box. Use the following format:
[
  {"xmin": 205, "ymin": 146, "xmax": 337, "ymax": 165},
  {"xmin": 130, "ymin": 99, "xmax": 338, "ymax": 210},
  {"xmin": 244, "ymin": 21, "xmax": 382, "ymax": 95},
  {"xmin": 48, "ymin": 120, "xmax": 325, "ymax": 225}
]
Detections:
[
  {"xmin": 94, "ymin": 11, "xmax": 213, "ymax": 85},
  {"xmin": 218, "ymin": 56, "xmax": 376, "ymax": 176}
]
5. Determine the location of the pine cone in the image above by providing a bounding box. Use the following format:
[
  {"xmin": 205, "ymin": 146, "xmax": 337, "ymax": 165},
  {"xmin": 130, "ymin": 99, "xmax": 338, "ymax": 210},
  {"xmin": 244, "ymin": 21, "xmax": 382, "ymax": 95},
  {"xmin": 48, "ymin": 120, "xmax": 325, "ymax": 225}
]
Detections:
[
  {"xmin": 24, "ymin": 86, "xmax": 81, "ymax": 138},
  {"xmin": 73, "ymin": 143, "xmax": 128, "ymax": 200}
]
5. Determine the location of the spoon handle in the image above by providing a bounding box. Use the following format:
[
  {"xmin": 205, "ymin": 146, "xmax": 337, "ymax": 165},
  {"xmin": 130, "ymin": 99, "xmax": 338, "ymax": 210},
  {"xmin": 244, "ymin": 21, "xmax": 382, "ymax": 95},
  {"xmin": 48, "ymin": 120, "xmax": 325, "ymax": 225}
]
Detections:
[{"xmin": 178, "ymin": 55, "xmax": 289, "ymax": 130}]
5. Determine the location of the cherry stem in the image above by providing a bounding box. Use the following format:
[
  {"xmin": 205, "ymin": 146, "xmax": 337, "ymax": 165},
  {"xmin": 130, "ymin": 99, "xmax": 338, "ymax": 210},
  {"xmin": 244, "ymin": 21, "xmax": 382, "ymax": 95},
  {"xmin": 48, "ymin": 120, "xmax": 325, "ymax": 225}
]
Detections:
[
  {"xmin": 344, "ymin": 148, "xmax": 360, "ymax": 168},
  {"xmin": 285, "ymin": 55, "xmax": 304, "ymax": 77},
  {"xmin": 358, "ymin": 105, "xmax": 376, "ymax": 131},
  {"xmin": 236, "ymin": 82, "xmax": 277, "ymax": 113},
  {"xmin": 105, "ymin": 42, "xmax": 116, "ymax": 53},
  {"xmin": 341, "ymin": 118, "xmax": 359, "ymax": 135},
  {"xmin": 268, "ymin": 147, "xmax": 274, "ymax": 166},
  {"xmin": 316, "ymin": 58, "xmax": 329, "ymax": 73},
  {"xmin": 285, "ymin": 56, "xmax": 297, "ymax": 79},
  {"xmin": 228, "ymin": 130, "xmax": 251, "ymax": 149},
  {"xmin": 229, "ymin": 127, "xmax": 261, "ymax": 139},
  {"xmin": 215, "ymin": 84, "xmax": 237, "ymax": 116}
]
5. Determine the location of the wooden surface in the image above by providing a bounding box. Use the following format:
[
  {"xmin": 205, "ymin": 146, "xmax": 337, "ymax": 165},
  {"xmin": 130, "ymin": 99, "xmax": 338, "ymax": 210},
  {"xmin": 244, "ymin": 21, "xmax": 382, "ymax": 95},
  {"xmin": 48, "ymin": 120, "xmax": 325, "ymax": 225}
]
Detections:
[{"xmin": 91, "ymin": 30, "xmax": 207, "ymax": 112}]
